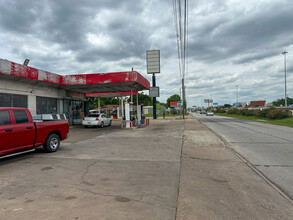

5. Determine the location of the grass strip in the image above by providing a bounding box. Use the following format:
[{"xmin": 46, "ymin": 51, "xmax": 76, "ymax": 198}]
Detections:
[{"xmin": 216, "ymin": 113, "xmax": 293, "ymax": 128}]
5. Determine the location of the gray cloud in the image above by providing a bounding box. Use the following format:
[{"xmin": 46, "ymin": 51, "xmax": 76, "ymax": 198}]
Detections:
[{"xmin": 0, "ymin": 0, "xmax": 293, "ymax": 106}]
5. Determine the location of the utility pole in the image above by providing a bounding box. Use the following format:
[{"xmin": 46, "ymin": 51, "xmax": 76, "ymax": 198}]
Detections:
[
  {"xmin": 236, "ymin": 85, "xmax": 238, "ymax": 106},
  {"xmin": 182, "ymin": 78, "xmax": 185, "ymax": 119},
  {"xmin": 173, "ymin": 0, "xmax": 188, "ymax": 119},
  {"xmin": 152, "ymin": 74, "xmax": 157, "ymax": 119},
  {"xmin": 282, "ymin": 51, "xmax": 288, "ymax": 107}
]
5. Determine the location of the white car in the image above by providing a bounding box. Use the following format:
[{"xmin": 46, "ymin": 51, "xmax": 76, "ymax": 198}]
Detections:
[
  {"xmin": 206, "ymin": 111, "xmax": 214, "ymax": 116},
  {"xmin": 82, "ymin": 113, "xmax": 112, "ymax": 128}
]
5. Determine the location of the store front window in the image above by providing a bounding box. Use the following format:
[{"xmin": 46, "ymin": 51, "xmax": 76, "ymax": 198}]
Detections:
[
  {"xmin": 36, "ymin": 97, "xmax": 85, "ymax": 125},
  {"xmin": 36, "ymin": 96, "xmax": 57, "ymax": 114},
  {"xmin": 0, "ymin": 93, "xmax": 27, "ymax": 108}
]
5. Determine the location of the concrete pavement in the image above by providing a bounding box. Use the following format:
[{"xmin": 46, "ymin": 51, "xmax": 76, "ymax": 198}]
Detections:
[
  {"xmin": 0, "ymin": 119, "xmax": 183, "ymax": 219},
  {"xmin": 194, "ymin": 113, "xmax": 293, "ymax": 200},
  {"xmin": 0, "ymin": 116, "xmax": 292, "ymax": 219},
  {"xmin": 177, "ymin": 116, "xmax": 293, "ymax": 219}
]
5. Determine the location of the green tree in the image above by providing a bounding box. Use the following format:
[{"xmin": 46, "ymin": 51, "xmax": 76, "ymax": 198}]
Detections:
[
  {"xmin": 166, "ymin": 94, "xmax": 181, "ymax": 107},
  {"xmin": 223, "ymin": 104, "xmax": 232, "ymax": 108},
  {"xmin": 160, "ymin": 102, "xmax": 168, "ymax": 107},
  {"xmin": 126, "ymin": 93, "xmax": 152, "ymax": 106},
  {"xmin": 87, "ymin": 97, "xmax": 117, "ymax": 109},
  {"xmin": 272, "ymin": 97, "xmax": 293, "ymax": 106}
]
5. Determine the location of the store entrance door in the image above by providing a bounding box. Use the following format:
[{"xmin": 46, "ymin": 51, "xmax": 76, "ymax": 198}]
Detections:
[{"xmin": 72, "ymin": 100, "xmax": 83, "ymax": 125}]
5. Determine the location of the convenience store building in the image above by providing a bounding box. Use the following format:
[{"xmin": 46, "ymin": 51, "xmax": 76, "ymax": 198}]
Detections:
[{"xmin": 0, "ymin": 58, "xmax": 150, "ymax": 125}]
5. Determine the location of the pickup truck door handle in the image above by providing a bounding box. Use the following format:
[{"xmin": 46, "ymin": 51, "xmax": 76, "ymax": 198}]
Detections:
[
  {"xmin": 5, "ymin": 129, "xmax": 13, "ymax": 132},
  {"xmin": 26, "ymin": 126, "xmax": 33, "ymax": 129}
]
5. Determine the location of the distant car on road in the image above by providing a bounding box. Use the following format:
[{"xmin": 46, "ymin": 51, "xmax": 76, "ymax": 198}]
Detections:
[
  {"xmin": 206, "ymin": 111, "xmax": 214, "ymax": 116},
  {"xmin": 82, "ymin": 113, "xmax": 112, "ymax": 128},
  {"xmin": 200, "ymin": 110, "xmax": 206, "ymax": 114}
]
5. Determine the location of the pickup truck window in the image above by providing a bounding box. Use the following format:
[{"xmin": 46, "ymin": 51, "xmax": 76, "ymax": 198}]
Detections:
[
  {"xmin": 0, "ymin": 111, "xmax": 11, "ymax": 126},
  {"xmin": 13, "ymin": 110, "xmax": 29, "ymax": 124}
]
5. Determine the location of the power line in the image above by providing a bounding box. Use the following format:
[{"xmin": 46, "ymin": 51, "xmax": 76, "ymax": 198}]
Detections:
[
  {"xmin": 173, "ymin": 0, "xmax": 182, "ymax": 79},
  {"xmin": 173, "ymin": 0, "xmax": 188, "ymax": 114},
  {"xmin": 173, "ymin": 0, "xmax": 188, "ymax": 80}
]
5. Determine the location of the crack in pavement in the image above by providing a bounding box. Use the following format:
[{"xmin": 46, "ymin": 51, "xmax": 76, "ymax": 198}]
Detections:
[
  {"xmin": 80, "ymin": 160, "xmax": 99, "ymax": 185},
  {"xmin": 230, "ymin": 142, "xmax": 291, "ymax": 144},
  {"xmin": 72, "ymin": 187, "xmax": 174, "ymax": 210},
  {"xmin": 2, "ymin": 184, "xmax": 174, "ymax": 210},
  {"xmin": 254, "ymin": 164, "xmax": 293, "ymax": 168},
  {"xmin": 182, "ymin": 153, "xmax": 234, "ymax": 162}
]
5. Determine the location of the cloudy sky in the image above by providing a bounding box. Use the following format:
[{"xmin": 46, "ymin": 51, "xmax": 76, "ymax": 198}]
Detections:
[{"xmin": 0, "ymin": 0, "xmax": 293, "ymax": 107}]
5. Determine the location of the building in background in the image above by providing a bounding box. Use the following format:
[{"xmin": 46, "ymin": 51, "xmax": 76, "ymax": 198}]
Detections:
[
  {"xmin": 143, "ymin": 105, "xmax": 166, "ymax": 115},
  {"xmin": 250, "ymin": 100, "xmax": 266, "ymax": 107}
]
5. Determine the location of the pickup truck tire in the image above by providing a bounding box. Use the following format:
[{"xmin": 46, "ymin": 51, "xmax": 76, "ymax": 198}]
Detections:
[{"xmin": 44, "ymin": 134, "xmax": 60, "ymax": 153}]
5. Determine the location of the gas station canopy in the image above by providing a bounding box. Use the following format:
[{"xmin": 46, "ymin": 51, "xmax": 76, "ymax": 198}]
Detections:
[
  {"xmin": 87, "ymin": 91, "xmax": 138, "ymax": 98},
  {"xmin": 0, "ymin": 59, "xmax": 150, "ymax": 93}
]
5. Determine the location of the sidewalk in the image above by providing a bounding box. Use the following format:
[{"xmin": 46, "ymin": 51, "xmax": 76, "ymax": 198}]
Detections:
[{"xmin": 176, "ymin": 115, "xmax": 293, "ymax": 219}]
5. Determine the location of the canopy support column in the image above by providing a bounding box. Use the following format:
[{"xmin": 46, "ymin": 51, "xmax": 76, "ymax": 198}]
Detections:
[{"xmin": 98, "ymin": 97, "xmax": 101, "ymax": 114}]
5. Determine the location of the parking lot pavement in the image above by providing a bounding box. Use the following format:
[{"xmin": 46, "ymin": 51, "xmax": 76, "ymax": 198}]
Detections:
[
  {"xmin": 0, "ymin": 119, "xmax": 184, "ymax": 220},
  {"xmin": 1, "ymin": 116, "xmax": 293, "ymax": 219}
]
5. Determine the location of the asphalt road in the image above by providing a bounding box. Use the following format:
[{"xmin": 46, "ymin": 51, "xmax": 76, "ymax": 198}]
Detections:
[{"xmin": 192, "ymin": 113, "xmax": 293, "ymax": 200}]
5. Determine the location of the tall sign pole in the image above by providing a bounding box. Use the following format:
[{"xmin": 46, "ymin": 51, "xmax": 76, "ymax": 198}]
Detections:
[
  {"xmin": 152, "ymin": 74, "xmax": 156, "ymax": 119},
  {"xmin": 147, "ymin": 50, "xmax": 160, "ymax": 119}
]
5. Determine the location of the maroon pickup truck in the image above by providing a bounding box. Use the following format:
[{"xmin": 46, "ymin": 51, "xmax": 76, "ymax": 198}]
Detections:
[{"xmin": 0, "ymin": 107, "xmax": 69, "ymax": 158}]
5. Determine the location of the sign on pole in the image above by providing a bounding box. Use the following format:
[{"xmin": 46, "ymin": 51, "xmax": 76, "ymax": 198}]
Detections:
[
  {"xmin": 204, "ymin": 99, "xmax": 213, "ymax": 103},
  {"xmin": 170, "ymin": 102, "xmax": 178, "ymax": 107},
  {"xmin": 146, "ymin": 50, "xmax": 160, "ymax": 74},
  {"xmin": 149, "ymin": 86, "xmax": 160, "ymax": 97}
]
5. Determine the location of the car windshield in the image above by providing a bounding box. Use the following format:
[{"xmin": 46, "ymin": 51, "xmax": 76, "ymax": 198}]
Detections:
[{"xmin": 86, "ymin": 114, "xmax": 100, "ymax": 117}]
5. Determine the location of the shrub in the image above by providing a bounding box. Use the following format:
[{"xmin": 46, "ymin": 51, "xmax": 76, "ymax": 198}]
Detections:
[
  {"xmin": 268, "ymin": 109, "xmax": 292, "ymax": 119},
  {"xmin": 245, "ymin": 109, "xmax": 254, "ymax": 116},
  {"xmin": 215, "ymin": 107, "xmax": 226, "ymax": 113},
  {"xmin": 224, "ymin": 107, "xmax": 291, "ymax": 120},
  {"xmin": 258, "ymin": 109, "xmax": 270, "ymax": 118},
  {"xmin": 227, "ymin": 108, "xmax": 240, "ymax": 115}
]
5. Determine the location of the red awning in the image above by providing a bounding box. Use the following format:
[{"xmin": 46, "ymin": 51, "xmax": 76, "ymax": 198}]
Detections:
[{"xmin": 0, "ymin": 58, "xmax": 150, "ymax": 93}]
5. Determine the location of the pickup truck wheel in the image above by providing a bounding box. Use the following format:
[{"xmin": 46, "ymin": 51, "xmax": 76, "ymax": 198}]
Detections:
[{"xmin": 44, "ymin": 134, "xmax": 60, "ymax": 153}]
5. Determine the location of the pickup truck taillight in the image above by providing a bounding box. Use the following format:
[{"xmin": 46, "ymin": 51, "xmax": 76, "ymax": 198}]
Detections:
[{"xmin": 95, "ymin": 118, "xmax": 99, "ymax": 121}]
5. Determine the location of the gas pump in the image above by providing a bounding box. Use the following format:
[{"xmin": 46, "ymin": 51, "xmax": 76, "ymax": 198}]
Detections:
[
  {"xmin": 125, "ymin": 102, "xmax": 134, "ymax": 128},
  {"xmin": 113, "ymin": 108, "xmax": 118, "ymax": 119},
  {"xmin": 112, "ymin": 106, "xmax": 120, "ymax": 119},
  {"xmin": 137, "ymin": 104, "xmax": 144, "ymax": 126}
]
